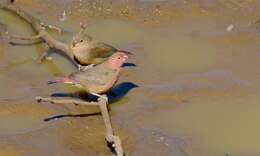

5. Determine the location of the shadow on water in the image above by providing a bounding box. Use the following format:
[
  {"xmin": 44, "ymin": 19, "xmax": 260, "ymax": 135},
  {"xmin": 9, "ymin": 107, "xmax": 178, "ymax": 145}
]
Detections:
[
  {"xmin": 43, "ymin": 112, "xmax": 101, "ymax": 122},
  {"xmin": 108, "ymin": 82, "xmax": 139, "ymax": 103},
  {"xmin": 50, "ymin": 82, "xmax": 138, "ymax": 102},
  {"xmin": 45, "ymin": 82, "xmax": 138, "ymax": 122},
  {"xmin": 122, "ymin": 62, "xmax": 136, "ymax": 67}
]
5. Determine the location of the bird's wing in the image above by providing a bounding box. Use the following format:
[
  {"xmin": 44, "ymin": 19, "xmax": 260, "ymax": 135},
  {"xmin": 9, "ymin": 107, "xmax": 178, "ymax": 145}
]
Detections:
[
  {"xmin": 70, "ymin": 67, "xmax": 116, "ymax": 86},
  {"xmin": 90, "ymin": 42, "xmax": 117, "ymax": 58}
]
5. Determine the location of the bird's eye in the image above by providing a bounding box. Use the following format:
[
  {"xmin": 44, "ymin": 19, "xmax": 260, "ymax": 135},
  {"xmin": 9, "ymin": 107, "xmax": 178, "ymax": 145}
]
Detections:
[
  {"xmin": 80, "ymin": 40, "xmax": 83, "ymax": 42},
  {"xmin": 117, "ymin": 57, "xmax": 121, "ymax": 59}
]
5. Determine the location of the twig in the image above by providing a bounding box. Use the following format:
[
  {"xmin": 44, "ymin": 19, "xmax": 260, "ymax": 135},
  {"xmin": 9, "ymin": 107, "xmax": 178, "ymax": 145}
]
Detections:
[
  {"xmin": 78, "ymin": 22, "xmax": 88, "ymax": 34},
  {"xmin": 39, "ymin": 22, "xmax": 63, "ymax": 33},
  {"xmin": 7, "ymin": 33, "xmax": 41, "ymax": 40},
  {"xmin": 1, "ymin": 1, "xmax": 125, "ymax": 155},
  {"xmin": 0, "ymin": 1, "xmax": 75, "ymax": 64},
  {"xmin": 35, "ymin": 96, "xmax": 124, "ymax": 156}
]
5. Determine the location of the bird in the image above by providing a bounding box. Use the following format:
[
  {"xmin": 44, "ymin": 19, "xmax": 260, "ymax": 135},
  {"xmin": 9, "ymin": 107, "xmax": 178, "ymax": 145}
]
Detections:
[
  {"xmin": 69, "ymin": 29, "xmax": 129, "ymax": 70},
  {"xmin": 48, "ymin": 51, "xmax": 131, "ymax": 99}
]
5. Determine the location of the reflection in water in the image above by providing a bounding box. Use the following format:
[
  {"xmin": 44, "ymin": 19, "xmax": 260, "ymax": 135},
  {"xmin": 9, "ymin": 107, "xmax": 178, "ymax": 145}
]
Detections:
[{"xmin": 43, "ymin": 112, "xmax": 100, "ymax": 122}]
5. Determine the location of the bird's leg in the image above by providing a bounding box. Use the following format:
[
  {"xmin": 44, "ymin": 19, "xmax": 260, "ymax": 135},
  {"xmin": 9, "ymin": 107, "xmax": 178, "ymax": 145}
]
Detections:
[
  {"xmin": 78, "ymin": 64, "xmax": 94, "ymax": 71},
  {"xmin": 82, "ymin": 64, "xmax": 94, "ymax": 71},
  {"xmin": 35, "ymin": 95, "xmax": 124, "ymax": 156},
  {"xmin": 77, "ymin": 64, "xmax": 82, "ymax": 71},
  {"xmin": 90, "ymin": 92, "xmax": 108, "ymax": 101}
]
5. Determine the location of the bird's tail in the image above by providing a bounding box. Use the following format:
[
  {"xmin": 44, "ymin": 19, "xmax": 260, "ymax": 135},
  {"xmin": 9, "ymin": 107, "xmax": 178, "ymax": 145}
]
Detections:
[{"xmin": 48, "ymin": 77, "xmax": 73, "ymax": 85}]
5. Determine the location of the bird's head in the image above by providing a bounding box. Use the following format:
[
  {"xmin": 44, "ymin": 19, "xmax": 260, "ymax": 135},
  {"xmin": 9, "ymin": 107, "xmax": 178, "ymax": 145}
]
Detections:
[
  {"xmin": 106, "ymin": 51, "xmax": 132, "ymax": 69},
  {"xmin": 70, "ymin": 33, "xmax": 93, "ymax": 50}
]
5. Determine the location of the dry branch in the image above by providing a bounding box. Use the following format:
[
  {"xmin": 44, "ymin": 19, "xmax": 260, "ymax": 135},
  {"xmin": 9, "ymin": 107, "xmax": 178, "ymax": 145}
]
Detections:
[
  {"xmin": 35, "ymin": 96, "xmax": 124, "ymax": 156},
  {"xmin": 0, "ymin": 0, "xmax": 125, "ymax": 155},
  {"xmin": 0, "ymin": 0, "xmax": 75, "ymax": 64},
  {"xmin": 6, "ymin": 33, "xmax": 41, "ymax": 40}
]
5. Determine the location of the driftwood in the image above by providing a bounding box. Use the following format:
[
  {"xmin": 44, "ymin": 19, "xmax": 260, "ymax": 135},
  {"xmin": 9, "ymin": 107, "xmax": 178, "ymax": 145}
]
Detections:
[
  {"xmin": 0, "ymin": 0, "xmax": 124, "ymax": 155},
  {"xmin": 0, "ymin": 0, "xmax": 75, "ymax": 64},
  {"xmin": 35, "ymin": 96, "xmax": 124, "ymax": 156}
]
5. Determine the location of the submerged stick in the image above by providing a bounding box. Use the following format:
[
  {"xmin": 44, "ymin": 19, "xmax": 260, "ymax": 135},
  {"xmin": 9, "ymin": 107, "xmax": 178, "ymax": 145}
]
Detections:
[{"xmin": 35, "ymin": 96, "xmax": 124, "ymax": 156}]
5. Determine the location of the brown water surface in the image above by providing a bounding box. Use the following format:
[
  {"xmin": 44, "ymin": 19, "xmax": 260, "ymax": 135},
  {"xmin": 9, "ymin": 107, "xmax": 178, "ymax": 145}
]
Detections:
[{"xmin": 1, "ymin": 0, "xmax": 260, "ymax": 156}]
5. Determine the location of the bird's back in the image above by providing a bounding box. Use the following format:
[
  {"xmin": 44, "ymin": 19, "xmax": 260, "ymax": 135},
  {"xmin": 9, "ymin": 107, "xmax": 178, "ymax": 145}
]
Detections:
[
  {"xmin": 70, "ymin": 64, "xmax": 119, "ymax": 93},
  {"xmin": 90, "ymin": 42, "xmax": 117, "ymax": 58}
]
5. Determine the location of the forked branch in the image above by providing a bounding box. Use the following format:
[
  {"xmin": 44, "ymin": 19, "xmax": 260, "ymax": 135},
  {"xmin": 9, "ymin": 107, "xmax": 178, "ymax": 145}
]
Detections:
[
  {"xmin": 0, "ymin": 0, "xmax": 75, "ymax": 63},
  {"xmin": 35, "ymin": 96, "xmax": 124, "ymax": 156}
]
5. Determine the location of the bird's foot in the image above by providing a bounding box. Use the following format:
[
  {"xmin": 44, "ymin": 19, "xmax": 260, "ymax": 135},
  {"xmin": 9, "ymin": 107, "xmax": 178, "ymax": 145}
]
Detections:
[
  {"xmin": 77, "ymin": 64, "xmax": 82, "ymax": 71},
  {"xmin": 90, "ymin": 93, "xmax": 108, "ymax": 102},
  {"xmin": 78, "ymin": 64, "xmax": 94, "ymax": 71},
  {"xmin": 82, "ymin": 64, "xmax": 94, "ymax": 71},
  {"xmin": 99, "ymin": 95, "xmax": 108, "ymax": 102}
]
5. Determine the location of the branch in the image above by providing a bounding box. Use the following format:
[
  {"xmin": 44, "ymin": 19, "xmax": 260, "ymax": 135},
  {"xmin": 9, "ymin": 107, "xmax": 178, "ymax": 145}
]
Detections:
[
  {"xmin": 35, "ymin": 96, "xmax": 124, "ymax": 156},
  {"xmin": 35, "ymin": 96, "xmax": 100, "ymax": 106},
  {"xmin": 39, "ymin": 22, "xmax": 63, "ymax": 33},
  {"xmin": 1, "ymin": 1, "xmax": 75, "ymax": 63},
  {"xmin": 7, "ymin": 33, "xmax": 41, "ymax": 40}
]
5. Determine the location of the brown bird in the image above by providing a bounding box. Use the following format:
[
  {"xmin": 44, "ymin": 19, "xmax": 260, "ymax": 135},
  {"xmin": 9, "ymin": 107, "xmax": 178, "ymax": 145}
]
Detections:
[
  {"xmin": 48, "ymin": 51, "xmax": 131, "ymax": 98},
  {"xmin": 69, "ymin": 29, "xmax": 119, "ymax": 68}
]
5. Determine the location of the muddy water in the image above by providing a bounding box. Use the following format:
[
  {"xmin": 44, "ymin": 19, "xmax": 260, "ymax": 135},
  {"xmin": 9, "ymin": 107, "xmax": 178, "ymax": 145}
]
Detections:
[{"xmin": 1, "ymin": 0, "xmax": 260, "ymax": 156}]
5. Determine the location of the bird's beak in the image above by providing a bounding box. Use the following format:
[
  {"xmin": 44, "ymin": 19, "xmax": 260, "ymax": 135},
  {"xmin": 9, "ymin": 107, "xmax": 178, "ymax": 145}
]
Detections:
[
  {"xmin": 123, "ymin": 55, "xmax": 129, "ymax": 60},
  {"xmin": 72, "ymin": 38, "xmax": 80, "ymax": 47}
]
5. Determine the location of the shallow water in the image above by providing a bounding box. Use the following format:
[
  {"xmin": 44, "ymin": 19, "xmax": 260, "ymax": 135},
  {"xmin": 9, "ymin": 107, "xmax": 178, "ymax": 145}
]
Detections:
[
  {"xmin": 0, "ymin": 104, "xmax": 54, "ymax": 135},
  {"xmin": 1, "ymin": 0, "xmax": 260, "ymax": 156}
]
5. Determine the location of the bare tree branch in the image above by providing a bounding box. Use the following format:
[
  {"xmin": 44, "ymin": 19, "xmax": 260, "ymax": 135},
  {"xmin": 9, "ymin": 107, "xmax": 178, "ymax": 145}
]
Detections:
[
  {"xmin": 0, "ymin": 1, "xmax": 125, "ymax": 155},
  {"xmin": 35, "ymin": 96, "xmax": 124, "ymax": 156},
  {"xmin": 7, "ymin": 33, "xmax": 41, "ymax": 40},
  {"xmin": 0, "ymin": 1, "xmax": 75, "ymax": 64}
]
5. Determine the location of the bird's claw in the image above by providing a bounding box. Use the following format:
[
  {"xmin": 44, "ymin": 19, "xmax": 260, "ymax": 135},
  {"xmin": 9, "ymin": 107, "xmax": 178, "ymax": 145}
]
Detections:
[
  {"xmin": 78, "ymin": 64, "xmax": 94, "ymax": 71},
  {"xmin": 98, "ymin": 95, "xmax": 108, "ymax": 102},
  {"xmin": 77, "ymin": 64, "xmax": 82, "ymax": 71},
  {"xmin": 83, "ymin": 64, "xmax": 94, "ymax": 70},
  {"xmin": 90, "ymin": 93, "xmax": 108, "ymax": 102}
]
